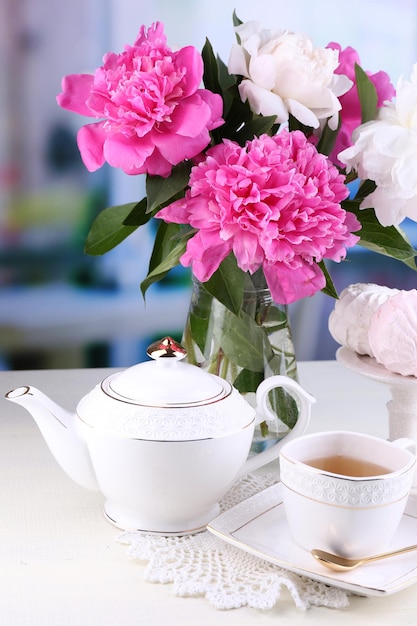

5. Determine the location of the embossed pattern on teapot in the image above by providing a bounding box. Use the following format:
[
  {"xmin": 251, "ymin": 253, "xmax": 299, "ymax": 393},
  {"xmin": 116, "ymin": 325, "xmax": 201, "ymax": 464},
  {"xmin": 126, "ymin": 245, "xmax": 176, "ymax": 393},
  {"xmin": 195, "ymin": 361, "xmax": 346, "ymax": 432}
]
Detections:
[{"xmin": 6, "ymin": 337, "xmax": 315, "ymax": 534}]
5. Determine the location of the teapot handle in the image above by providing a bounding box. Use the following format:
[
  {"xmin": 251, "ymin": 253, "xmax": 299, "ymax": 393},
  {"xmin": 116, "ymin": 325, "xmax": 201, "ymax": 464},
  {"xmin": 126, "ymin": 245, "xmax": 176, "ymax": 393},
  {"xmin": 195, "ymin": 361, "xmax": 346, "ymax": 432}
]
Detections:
[{"xmin": 236, "ymin": 375, "xmax": 315, "ymax": 479}]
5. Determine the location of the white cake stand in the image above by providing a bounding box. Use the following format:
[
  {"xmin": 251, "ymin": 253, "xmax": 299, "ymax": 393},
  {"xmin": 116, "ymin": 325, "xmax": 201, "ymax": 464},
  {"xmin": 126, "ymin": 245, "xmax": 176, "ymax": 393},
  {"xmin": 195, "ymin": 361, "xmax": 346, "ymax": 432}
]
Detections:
[{"xmin": 336, "ymin": 346, "xmax": 417, "ymax": 443}]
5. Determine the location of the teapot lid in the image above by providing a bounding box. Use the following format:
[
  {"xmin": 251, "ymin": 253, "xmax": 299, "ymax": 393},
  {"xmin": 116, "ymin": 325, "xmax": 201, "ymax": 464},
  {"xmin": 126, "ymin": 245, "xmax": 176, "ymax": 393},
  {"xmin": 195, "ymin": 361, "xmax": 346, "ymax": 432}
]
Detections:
[
  {"xmin": 103, "ymin": 337, "xmax": 230, "ymax": 406},
  {"xmin": 77, "ymin": 337, "xmax": 256, "ymax": 440}
]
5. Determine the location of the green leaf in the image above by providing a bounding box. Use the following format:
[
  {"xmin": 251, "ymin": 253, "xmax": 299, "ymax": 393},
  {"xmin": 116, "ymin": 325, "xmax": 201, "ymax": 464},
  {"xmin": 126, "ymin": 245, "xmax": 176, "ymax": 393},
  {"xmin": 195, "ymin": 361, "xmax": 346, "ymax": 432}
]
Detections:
[
  {"xmin": 146, "ymin": 162, "xmax": 192, "ymax": 213},
  {"xmin": 217, "ymin": 55, "xmax": 236, "ymax": 92},
  {"xmin": 267, "ymin": 350, "xmax": 298, "ymax": 380},
  {"xmin": 316, "ymin": 117, "xmax": 340, "ymax": 157},
  {"xmin": 84, "ymin": 203, "xmax": 140, "ymax": 256},
  {"xmin": 123, "ymin": 197, "xmax": 151, "ymax": 226},
  {"xmin": 319, "ymin": 260, "xmax": 339, "ymax": 299},
  {"xmin": 268, "ymin": 387, "xmax": 299, "ymax": 429},
  {"xmin": 357, "ymin": 179, "xmax": 377, "ymax": 199},
  {"xmin": 288, "ymin": 114, "xmax": 314, "ymax": 136},
  {"xmin": 211, "ymin": 90, "xmax": 252, "ymax": 143},
  {"xmin": 216, "ymin": 56, "xmax": 235, "ymax": 117},
  {"xmin": 187, "ymin": 310, "xmax": 211, "ymax": 355},
  {"xmin": 355, "ymin": 63, "xmax": 378, "ymax": 123},
  {"xmin": 232, "ymin": 10, "xmax": 243, "ymax": 29},
  {"xmin": 343, "ymin": 200, "xmax": 417, "ymax": 269},
  {"xmin": 259, "ymin": 305, "xmax": 292, "ymax": 333},
  {"xmin": 203, "ymin": 255, "xmax": 244, "ymax": 314},
  {"xmin": 212, "ymin": 294, "xmax": 299, "ymax": 430},
  {"xmin": 220, "ymin": 309, "xmax": 270, "ymax": 372},
  {"xmin": 233, "ymin": 368, "xmax": 263, "ymax": 393},
  {"xmin": 202, "ymin": 38, "xmax": 222, "ymax": 96},
  {"xmin": 201, "ymin": 40, "xmax": 238, "ymax": 137},
  {"xmin": 359, "ymin": 231, "xmax": 417, "ymax": 270},
  {"xmin": 235, "ymin": 114, "xmax": 278, "ymax": 143},
  {"xmin": 140, "ymin": 222, "xmax": 191, "ymax": 296}
]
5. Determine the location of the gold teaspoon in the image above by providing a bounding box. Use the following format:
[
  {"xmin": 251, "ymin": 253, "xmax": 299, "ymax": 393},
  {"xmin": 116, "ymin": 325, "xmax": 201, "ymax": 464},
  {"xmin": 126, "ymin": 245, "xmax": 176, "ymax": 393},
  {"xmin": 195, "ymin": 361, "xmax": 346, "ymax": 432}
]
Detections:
[{"xmin": 311, "ymin": 544, "xmax": 417, "ymax": 571}]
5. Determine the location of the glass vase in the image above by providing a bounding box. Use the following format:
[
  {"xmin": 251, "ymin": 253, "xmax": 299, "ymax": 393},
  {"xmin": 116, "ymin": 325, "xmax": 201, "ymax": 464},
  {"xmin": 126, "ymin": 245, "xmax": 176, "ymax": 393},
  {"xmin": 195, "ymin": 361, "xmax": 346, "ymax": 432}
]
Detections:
[{"xmin": 182, "ymin": 272, "xmax": 299, "ymax": 454}]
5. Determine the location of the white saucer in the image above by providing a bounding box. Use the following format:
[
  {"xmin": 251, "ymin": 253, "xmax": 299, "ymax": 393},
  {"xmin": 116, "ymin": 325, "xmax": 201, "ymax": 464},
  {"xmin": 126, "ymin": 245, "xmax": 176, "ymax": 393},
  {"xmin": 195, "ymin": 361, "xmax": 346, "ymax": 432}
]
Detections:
[
  {"xmin": 207, "ymin": 482, "xmax": 417, "ymax": 596},
  {"xmin": 336, "ymin": 346, "xmax": 417, "ymax": 387}
]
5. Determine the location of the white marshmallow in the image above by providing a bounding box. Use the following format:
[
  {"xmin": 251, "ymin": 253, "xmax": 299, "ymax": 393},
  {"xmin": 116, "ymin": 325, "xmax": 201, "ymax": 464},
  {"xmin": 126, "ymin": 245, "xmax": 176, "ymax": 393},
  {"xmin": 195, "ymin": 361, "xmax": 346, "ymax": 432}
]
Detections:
[
  {"xmin": 368, "ymin": 290, "xmax": 417, "ymax": 377},
  {"xmin": 329, "ymin": 283, "xmax": 398, "ymax": 356}
]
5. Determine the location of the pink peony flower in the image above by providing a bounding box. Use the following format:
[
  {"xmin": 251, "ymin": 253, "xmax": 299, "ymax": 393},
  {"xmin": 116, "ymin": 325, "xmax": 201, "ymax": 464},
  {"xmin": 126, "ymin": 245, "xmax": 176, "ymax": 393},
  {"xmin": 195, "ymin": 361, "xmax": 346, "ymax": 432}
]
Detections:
[
  {"xmin": 57, "ymin": 22, "xmax": 224, "ymax": 177},
  {"xmin": 326, "ymin": 43, "xmax": 395, "ymax": 167},
  {"xmin": 158, "ymin": 131, "xmax": 360, "ymax": 304}
]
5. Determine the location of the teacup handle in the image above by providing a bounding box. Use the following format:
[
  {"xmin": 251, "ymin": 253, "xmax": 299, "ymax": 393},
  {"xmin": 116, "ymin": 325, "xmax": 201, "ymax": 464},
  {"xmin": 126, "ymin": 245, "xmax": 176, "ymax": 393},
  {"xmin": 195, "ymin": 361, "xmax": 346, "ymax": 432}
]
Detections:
[
  {"xmin": 392, "ymin": 437, "xmax": 417, "ymax": 488},
  {"xmin": 236, "ymin": 375, "xmax": 315, "ymax": 479},
  {"xmin": 393, "ymin": 437, "xmax": 417, "ymax": 457}
]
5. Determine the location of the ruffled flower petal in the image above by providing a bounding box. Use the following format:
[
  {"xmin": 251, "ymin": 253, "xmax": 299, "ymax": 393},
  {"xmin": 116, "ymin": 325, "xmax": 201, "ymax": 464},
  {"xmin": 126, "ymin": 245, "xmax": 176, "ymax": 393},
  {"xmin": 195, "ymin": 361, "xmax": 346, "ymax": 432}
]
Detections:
[
  {"xmin": 263, "ymin": 260, "xmax": 326, "ymax": 304},
  {"xmin": 57, "ymin": 74, "xmax": 95, "ymax": 116},
  {"xmin": 57, "ymin": 22, "xmax": 224, "ymax": 178},
  {"xmin": 228, "ymin": 23, "xmax": 352, "ymax": 128},
  {"xmin": 286, "ymin": 99, "xmax": 321, "ymax": 129},
  {"xmin": 239, "ymin": 80, "xmax": 288, "ymax": 122},
  {"xmin": 338, "ymin": 62, "xmax": 417, "ymax": 226},
  {"xmin": 180, "ymin": 231, "xmax": 231, "ymax": 281},
  {"xmin": 103, "ymin": 133, "xmax": 158, "ymax": 175},
  {"xmin": 77, "ymin": 123, "xmax": 106, "ymax": 171},
  {"xmin": 158, "ymin": 130, "xmax": 358, "ymax": 304}
]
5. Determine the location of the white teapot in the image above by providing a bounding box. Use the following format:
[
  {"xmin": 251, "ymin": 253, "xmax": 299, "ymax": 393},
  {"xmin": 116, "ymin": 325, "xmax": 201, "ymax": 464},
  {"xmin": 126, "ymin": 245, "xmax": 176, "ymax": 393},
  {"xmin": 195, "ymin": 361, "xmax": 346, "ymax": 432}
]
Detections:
[{"xmin": 6, "ymin": 337, "xmax": 314, "ymax": 534}]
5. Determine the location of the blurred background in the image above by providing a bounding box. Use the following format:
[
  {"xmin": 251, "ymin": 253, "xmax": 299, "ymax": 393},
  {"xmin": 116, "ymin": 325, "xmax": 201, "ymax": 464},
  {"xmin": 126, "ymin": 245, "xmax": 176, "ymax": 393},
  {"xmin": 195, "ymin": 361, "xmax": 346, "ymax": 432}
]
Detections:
[{"xmin": 1, "ymin": 0, "xmax": 417, "ymax": 370}]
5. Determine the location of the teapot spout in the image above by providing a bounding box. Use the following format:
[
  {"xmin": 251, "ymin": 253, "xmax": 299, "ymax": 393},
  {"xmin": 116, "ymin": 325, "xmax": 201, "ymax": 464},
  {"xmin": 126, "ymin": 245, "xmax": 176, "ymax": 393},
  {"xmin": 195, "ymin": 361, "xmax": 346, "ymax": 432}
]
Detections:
[{"xmin": 6, "ymin": 386, "xmax": 99, "ymax": 491}]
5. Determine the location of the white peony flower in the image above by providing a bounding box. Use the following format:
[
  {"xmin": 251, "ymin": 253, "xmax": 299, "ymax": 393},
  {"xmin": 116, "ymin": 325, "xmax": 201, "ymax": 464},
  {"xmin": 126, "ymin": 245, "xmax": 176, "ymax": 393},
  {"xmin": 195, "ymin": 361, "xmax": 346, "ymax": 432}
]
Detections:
[
  {"xmin": 338, "ymin": 63, "xmax": 417, "ymax": 226},
  {"xmin": 228, "ymin": 20, "xmax": 352, "ymax": 129}
]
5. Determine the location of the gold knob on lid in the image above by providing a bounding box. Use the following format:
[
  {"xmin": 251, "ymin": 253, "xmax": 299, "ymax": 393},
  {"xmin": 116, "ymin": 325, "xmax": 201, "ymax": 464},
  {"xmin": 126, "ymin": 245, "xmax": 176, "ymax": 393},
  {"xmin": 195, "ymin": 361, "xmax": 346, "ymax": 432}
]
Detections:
[{"xmin": 146, "ymin": 337, "xmax": 187, "ymax": 360}]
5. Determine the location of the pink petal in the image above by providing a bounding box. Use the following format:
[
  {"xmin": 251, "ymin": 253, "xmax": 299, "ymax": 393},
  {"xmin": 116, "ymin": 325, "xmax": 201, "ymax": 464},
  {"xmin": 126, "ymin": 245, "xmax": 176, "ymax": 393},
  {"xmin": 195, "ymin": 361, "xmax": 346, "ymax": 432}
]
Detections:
[
  {"xmin": 140, "ymin": 149, "xmax": 174, "ymax": 177},
  {"xmin": 198, "ymin": 90, "xmax": 224, "ymax": 130},
  {"xmin": 57, "ymin": 74, "xmax": 94, "ymax": 116},
  {"xmin": 158, "ymin": 198, "xmax": 191, "ymax": 223},
  {"xmin": 232, "ymin": 232, "xmax": 264, "ymax": 273},
  {"xmin": 181, "ymin": 231, "xmax": 230, "ymax": 281},
  {"xmin": 103, "ymin": 134, "xmax": 156, "ymax": 175},
  {"xmin": 264, "ymin": 261, "xmax": 325, "ymax": 304},
  {"xmin": 153, "ymin": 127, "xmax": 211, "ymax": 164},
  {"xmin": 134, "ymin": 22, "xmax": 167, "ymax": 48},
  {"xmin": 77, "ymin": 123, "xmax": 106, "ymax": 171},
  {"xmin": 168, "ymin": 95, "xmax": 212, "ymax": 137},
  {"xmin": 174, "ymin": 46, "xmax": 204, "ymax": 96}
]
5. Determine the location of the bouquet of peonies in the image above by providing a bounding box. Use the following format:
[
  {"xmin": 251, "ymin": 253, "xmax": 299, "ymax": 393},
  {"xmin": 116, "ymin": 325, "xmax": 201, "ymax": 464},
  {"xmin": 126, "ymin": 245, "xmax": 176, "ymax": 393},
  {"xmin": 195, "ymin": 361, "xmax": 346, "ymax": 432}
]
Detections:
[
  {"xmin": 57, "ymin": 14, "xmax": 417, "ymax": 437},
  {"xmin": 58, "ymin": 15, "xmax": 417, "ymax": 307},
  {"xmin": 57, "ymin": 15, "xmax": 417, "ymax": 310}
]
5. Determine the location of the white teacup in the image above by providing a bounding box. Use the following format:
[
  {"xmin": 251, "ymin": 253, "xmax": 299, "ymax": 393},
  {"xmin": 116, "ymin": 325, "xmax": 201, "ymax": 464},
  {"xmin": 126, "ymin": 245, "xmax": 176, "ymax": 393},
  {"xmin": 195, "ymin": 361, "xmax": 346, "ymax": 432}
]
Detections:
[{"xmin": 279, "ymin": 430, "xmax": 416, "ymax": 558}]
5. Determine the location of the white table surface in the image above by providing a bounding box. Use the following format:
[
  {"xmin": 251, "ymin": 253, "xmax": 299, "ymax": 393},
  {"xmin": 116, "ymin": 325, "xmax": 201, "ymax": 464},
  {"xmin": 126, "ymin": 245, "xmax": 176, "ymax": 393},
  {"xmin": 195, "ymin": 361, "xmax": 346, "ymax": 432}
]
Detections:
[{"xmin": 2, "ymin": 361, "xmax": 417, "ymax": 625}]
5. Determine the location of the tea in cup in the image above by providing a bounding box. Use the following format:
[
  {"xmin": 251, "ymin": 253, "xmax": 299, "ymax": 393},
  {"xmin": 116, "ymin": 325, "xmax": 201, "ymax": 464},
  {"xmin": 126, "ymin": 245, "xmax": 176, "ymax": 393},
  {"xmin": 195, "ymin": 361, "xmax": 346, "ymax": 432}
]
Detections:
[{"xmin": 279, "ymin": 430, "xmax": 416, "ymax": 558}]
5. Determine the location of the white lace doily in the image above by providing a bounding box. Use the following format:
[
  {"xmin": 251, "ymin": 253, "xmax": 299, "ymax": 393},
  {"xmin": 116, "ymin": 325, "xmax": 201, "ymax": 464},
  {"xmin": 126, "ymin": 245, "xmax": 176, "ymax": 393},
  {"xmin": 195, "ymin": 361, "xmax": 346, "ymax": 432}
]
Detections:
[{"xmin": 118, "ymin": 474, "xmax": 350, "ymax": 611}]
